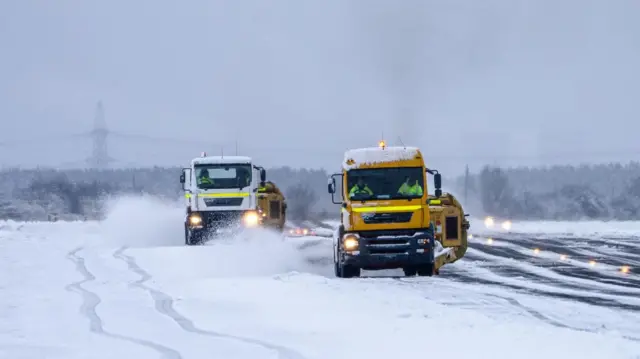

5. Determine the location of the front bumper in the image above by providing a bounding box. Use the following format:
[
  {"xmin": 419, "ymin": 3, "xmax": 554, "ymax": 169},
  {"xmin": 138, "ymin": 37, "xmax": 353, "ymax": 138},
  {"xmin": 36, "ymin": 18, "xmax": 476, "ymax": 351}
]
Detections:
[
  {"xmin": 186, "ymin": 210, "xmax": 260, "ymax": 234},
  {"xmin": 339, "ymin": 229, "xmax": 435, "ymax": 270}
]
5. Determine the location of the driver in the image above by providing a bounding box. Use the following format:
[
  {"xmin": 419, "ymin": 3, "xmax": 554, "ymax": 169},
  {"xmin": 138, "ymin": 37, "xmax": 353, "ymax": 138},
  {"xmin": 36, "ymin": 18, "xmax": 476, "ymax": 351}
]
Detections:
[
  {"xmin": 237, "ymin": 167, "xmax": 251, "ymax": 188},
  {"xmin": 398, "ymin": 175, "xmax": 423, "ymax": 196},
  {"xmin": 349, "ymin": 177, "xmax": 373, "ymax": 197},
  {"xmin": 197, "ymin": 169, "xmax": 213, "ymax": 185}
]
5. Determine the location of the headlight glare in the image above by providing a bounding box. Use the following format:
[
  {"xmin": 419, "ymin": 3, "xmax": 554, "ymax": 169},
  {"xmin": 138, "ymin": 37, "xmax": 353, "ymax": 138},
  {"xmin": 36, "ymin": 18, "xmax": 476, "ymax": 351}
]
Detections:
[
  {"xmin": 188, "ymin": 214, "xmax": 202, "ymax": 226},
  {"xmin": 243, "ymin": 211, "xmax": 259, "ymax": 227},
  {"xmin": 343, "ymin": 234, "xmax": 359, "ymax": 250}
]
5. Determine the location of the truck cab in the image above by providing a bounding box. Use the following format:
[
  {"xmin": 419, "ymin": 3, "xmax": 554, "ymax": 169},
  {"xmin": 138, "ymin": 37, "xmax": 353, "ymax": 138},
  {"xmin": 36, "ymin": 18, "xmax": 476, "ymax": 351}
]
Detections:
[
  {"xmin": 180, "ymin": 153, "xmax": 286, "ymax": 245},
  {"xmin": 327, "ymin": 142, "xmax": 444, "ymax": 277}
]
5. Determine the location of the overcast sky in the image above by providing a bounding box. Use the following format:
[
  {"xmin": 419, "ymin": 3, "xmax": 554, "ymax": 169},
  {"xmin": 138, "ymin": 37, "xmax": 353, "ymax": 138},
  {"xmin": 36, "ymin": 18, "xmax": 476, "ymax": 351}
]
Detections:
[{"xmin": 1, "ymin": 0, "xmax": 639, "ymax": 174}]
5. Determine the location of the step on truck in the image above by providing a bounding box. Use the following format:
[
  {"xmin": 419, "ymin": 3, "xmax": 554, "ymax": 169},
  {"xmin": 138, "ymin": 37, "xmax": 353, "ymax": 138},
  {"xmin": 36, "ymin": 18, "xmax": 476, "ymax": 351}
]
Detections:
[
  {"xmin": 327, "ymin": 141, "xmax": 469, "ymax": 278},
  {"xmin": 180, "ymin": 152, "xmax": 287, "ymax": 245}
]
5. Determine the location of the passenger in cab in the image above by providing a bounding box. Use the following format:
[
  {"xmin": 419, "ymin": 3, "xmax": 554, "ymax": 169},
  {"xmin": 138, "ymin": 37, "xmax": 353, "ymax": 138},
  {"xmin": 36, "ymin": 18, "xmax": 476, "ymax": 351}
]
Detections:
[{"xmin": 398, "ymin": 175, "xmax": 423, "ymax": 196}]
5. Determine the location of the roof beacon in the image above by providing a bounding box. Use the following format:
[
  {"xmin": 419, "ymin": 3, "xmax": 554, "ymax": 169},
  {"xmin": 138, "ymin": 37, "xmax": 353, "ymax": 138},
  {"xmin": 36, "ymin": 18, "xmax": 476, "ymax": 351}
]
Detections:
[{"xmin": 200, "ymin": 152, "xmax": 207, "ymax": 157}]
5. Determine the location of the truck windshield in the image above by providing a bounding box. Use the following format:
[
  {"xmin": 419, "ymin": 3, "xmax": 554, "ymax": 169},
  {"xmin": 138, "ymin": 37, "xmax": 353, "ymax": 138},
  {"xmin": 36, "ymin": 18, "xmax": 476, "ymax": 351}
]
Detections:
[
  {"xmin": 346, "ymin": 167, "xmax": 425, "ymax": 201},
  {"xmin": 194, "ymin": 164, "xmax": 252, "ymax": 190}
]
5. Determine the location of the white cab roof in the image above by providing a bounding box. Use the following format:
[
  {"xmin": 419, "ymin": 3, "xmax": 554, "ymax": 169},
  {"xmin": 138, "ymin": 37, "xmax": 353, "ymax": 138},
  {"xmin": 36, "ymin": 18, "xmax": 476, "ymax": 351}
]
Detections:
[{"xmin": 192, "ymin": 155, "xmax": 252, "ymax": 166}]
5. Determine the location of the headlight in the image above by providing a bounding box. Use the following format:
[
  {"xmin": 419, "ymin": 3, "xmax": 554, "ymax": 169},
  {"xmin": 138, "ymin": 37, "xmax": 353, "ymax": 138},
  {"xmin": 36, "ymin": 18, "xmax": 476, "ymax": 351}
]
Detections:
[
  {"xmin": 501, "ymin": 220, "xmax": 511, "ymax": 230},
  {"xmin": 343, "ymin": 234, "xmax": 359, "ymax": 250},
  {"xmin": 243, "ymin": 211, "xmax": 259, "ymax": 227},
  {"xmin": 484, "ymin": 216, "xmax": 494, "ymax": 228},
  {"xmin": 188, "ymin": 213, "xmax": 202, "ymax": 226}
]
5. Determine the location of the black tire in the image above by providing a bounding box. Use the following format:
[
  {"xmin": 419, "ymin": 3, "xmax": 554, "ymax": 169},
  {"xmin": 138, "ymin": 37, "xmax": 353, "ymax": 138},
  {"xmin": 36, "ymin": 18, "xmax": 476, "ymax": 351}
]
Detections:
[
  {"xmin": 335, "ymin": 246, "xmax": 361, "ymax": 278},
  {"xmin": 417, "ymin": 263, "xmax": 435, "ymax": 276},
  {"xmin": 185, "ymin": 227, "xmax": 202, "ymax": 246},
  {"xmin": 416, "ymin": 231, "xmax": 436, "ymax": 276},
  {"xmin": 403, "ymin": 267, "xmax": 418, "ymax": 276},
  {"xmin": 341, "ymin": 264, "xmax": 361, "ymax": 278},
  {"xmin": 184, "ymin": 225, "xmax": 192, "ymax": 245}
]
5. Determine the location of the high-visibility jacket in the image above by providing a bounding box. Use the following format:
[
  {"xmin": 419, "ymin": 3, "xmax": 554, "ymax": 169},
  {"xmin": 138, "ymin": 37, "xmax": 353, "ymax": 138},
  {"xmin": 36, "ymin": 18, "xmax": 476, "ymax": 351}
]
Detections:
[
  {"xmin": 198, "ymin": 176, "xmax": 213, "ymax": 185},
  {"xmin": 398, "ymin": 182, "xmax": 423, "ymax": 196},
  {"xmin": 349, "ymin": 184, "xmax": 373, "ymax": 196}
]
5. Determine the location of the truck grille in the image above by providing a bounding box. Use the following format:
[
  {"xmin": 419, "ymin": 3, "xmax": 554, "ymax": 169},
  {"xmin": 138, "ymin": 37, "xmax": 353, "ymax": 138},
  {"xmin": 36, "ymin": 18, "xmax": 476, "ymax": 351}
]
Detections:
[
  {"xmin": 361, "ymin": 212, "xmax": 413, "ymax": 224},
  {"xmin": 358, "ymin": 229, "xmax": 427, "ymax": 255},
  {"xmin": 203, "ymin": 197, "xmax": 244, "ymax": 207},
  {"xmin": 200, "ymin": 210, "xmax": 244, "ymax": 226}
]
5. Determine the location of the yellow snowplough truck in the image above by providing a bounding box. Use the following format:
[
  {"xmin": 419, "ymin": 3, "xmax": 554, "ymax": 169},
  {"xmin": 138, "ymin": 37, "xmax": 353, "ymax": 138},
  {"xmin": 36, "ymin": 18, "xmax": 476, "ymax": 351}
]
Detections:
[
  {"xmin": 327, "ymin": 141, "xmax": 469, "ymax": 278},
  {"xmin": 256, "ymin": 181, "xmax": 287, "ymax": 232}
]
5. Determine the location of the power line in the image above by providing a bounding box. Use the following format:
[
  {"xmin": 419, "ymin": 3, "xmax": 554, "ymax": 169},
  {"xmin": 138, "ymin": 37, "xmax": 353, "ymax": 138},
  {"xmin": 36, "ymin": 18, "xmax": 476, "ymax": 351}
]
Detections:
[
  {"xmin": 87, "ymin": 101, "xmax": 115, "ymax": 169},
  {"xmin": 2, "ymin": 110, "xmax": 640, "ymax": 165}
]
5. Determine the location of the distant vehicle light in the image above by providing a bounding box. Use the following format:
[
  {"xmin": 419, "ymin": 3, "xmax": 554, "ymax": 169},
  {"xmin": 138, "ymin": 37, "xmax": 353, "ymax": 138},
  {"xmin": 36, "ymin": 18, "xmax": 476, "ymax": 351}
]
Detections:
[{"xmin": 484, "ymin": 216, "xmax": 494, "ymax": 228}]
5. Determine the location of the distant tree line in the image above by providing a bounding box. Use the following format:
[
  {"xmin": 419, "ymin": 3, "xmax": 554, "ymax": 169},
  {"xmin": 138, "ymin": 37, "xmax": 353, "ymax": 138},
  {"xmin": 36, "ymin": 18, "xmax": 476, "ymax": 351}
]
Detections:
[
  {"xmin": 3, "ymin": 161, "xmax": 640, "ymax": 221},
  {"xmin": 0, "ymin": 166, "xmax": 332, "ymax": 221},
  {"xmin": 462, "ymin": 162, "xmax": 640, "ymax": 220}
]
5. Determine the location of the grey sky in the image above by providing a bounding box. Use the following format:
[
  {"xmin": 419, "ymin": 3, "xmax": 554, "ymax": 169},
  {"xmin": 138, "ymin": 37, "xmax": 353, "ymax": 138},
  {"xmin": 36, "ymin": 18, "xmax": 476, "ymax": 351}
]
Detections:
[{"xmin": 1, "ymin": 0, "xmax": 639, "ymax": 175}]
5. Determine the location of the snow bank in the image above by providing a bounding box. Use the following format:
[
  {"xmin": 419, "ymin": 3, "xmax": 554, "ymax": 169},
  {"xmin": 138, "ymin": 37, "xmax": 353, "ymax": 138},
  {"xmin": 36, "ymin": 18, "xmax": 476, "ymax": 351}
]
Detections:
[{"xmin": 343, "ymin": 146, "xmax": 420, "ymax": 170}]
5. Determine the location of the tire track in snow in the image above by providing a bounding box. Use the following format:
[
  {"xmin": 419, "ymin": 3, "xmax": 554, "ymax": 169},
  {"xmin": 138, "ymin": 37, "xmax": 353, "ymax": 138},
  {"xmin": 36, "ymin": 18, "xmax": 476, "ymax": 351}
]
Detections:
[
  {"xmin": 395, "ymin": 277, "xmax": 597, "ymax": 333},
  {"xmin": 392, "ymin": 276, "xmax": 640, "ymax": 342},
  {"xmin": 467, "ymin": 245, "xmax": 640, "ymax": 293},
  {"xmin": 65, "ymin": 247, "xmax": 182, "ymax": 359},
  {"xmin": 484, "ymin": 292, "xmax": 638, "ymax": 342},
  {"xmin": 466, "ymin": 239, "xmax": 640, "ymax": 294},
  {"xmin": 445, "ymin": 269, "xmax": 640, "ymax": 311},
  {"xmin": 113, "ymin": 247, "xmax": 306, "ymax": 359},
  {"xmin": 484, "ymin": 293, "xmax": 640, "ymax": 342}
]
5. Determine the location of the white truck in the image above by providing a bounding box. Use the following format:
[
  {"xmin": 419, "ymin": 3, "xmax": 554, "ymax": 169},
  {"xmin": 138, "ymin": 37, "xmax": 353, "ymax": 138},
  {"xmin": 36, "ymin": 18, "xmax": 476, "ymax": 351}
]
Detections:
[{"xmin": 180, "ymin": 153, "xmax": 286, "ymax": 245}]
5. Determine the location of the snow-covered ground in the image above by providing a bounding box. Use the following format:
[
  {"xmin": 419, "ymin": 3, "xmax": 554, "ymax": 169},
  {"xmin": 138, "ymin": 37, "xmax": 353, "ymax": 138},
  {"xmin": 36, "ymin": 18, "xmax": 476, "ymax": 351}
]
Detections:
[
  {"xmin": 1, "ymin": 196, "xmax": 640, "ymax": 359},
  {"xmin": 469, "ymin": 216, "xmax": 640, "ymax": 237}
]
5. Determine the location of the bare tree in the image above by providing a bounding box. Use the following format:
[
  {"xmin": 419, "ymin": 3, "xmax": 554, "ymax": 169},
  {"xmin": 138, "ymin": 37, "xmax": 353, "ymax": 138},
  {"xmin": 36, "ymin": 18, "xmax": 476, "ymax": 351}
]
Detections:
[{"xmin": 285, "ymin": 182, "xmax": 317, "ymax": 221}]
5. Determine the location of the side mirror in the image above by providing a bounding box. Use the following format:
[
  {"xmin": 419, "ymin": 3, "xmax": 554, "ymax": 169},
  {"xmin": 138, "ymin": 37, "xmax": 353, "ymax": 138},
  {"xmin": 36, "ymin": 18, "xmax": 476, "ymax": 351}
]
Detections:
[
  {"xmin": 327, "ymin": 177, "xmax": 335, "ymax": 194},
  {"xmin": 181, "ymin": 168, "xmax": 191, "ymax": 191},
  {"xmin": 260, "ymin": 169, "xmax": 266, "ymax": 182},
  {"xmin": 434, "ymin": 173, "xmax": 442, "ymax": 197}
]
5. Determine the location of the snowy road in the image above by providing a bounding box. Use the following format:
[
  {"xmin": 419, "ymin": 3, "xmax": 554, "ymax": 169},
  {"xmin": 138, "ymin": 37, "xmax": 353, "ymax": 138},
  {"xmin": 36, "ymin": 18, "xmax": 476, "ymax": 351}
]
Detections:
[{"xmin": 2, "ymin": 199, "xmax": 640, "ymax": 359}]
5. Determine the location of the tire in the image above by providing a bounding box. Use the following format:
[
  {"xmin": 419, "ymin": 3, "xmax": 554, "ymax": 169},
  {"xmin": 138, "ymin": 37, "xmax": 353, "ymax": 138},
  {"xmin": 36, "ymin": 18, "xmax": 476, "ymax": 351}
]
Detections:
[
  {"xmin": 184, "ymin": 225, "xmax": 192, "ymax": 245},
  {"xmin": 417, "ymin": 233, "xmax": 436, "ymax": 276},
  {"xmin": 417, "ymin": 263, "xmax": 435, "ymax": 276},
  {"xmin": 185, "ymin": 227, "xmax": 202, "ymax": 246},
  {"xmin": 334, "ymin": 261, "xmax": 341, "ymax": 277},
  {"xmin": 340, "ymin": 263, "xmax": 361, "ymax": 278},
  {"xmin": 403, "ymin": 267, "xmax": 417, "ymax": 276},
  {"xmin": 334, "ymin": 247, "xmax": 360, "ymax": 278}
]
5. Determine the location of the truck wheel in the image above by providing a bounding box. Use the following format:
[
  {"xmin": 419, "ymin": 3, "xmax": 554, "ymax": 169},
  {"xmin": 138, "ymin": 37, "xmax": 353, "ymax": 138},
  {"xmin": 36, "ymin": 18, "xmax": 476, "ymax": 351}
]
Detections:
[
  {"xmin": 334, "ymin": 261, "xmax": 341, "ymax": 277},
  {"xmin": 184, "ymin": 225, "xmax": 192, "ymax": 245},
  {"xmin": 341, "ymin": 264, "xmax": 361, "ymax": 278},
  {"xmin": 417, "ymin": 263, "xmax": 435, "ymax": 276},
  {"xmin": 185, "ymin": 227, "xmax": 201, "ymax": 246},
  {"xmin": 335, "ymin": 248, "xmax": 360, "ymax": 278},
  {"xmin": 403, "ymin": 267, "xmax": 417, "ymax": 276}
]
